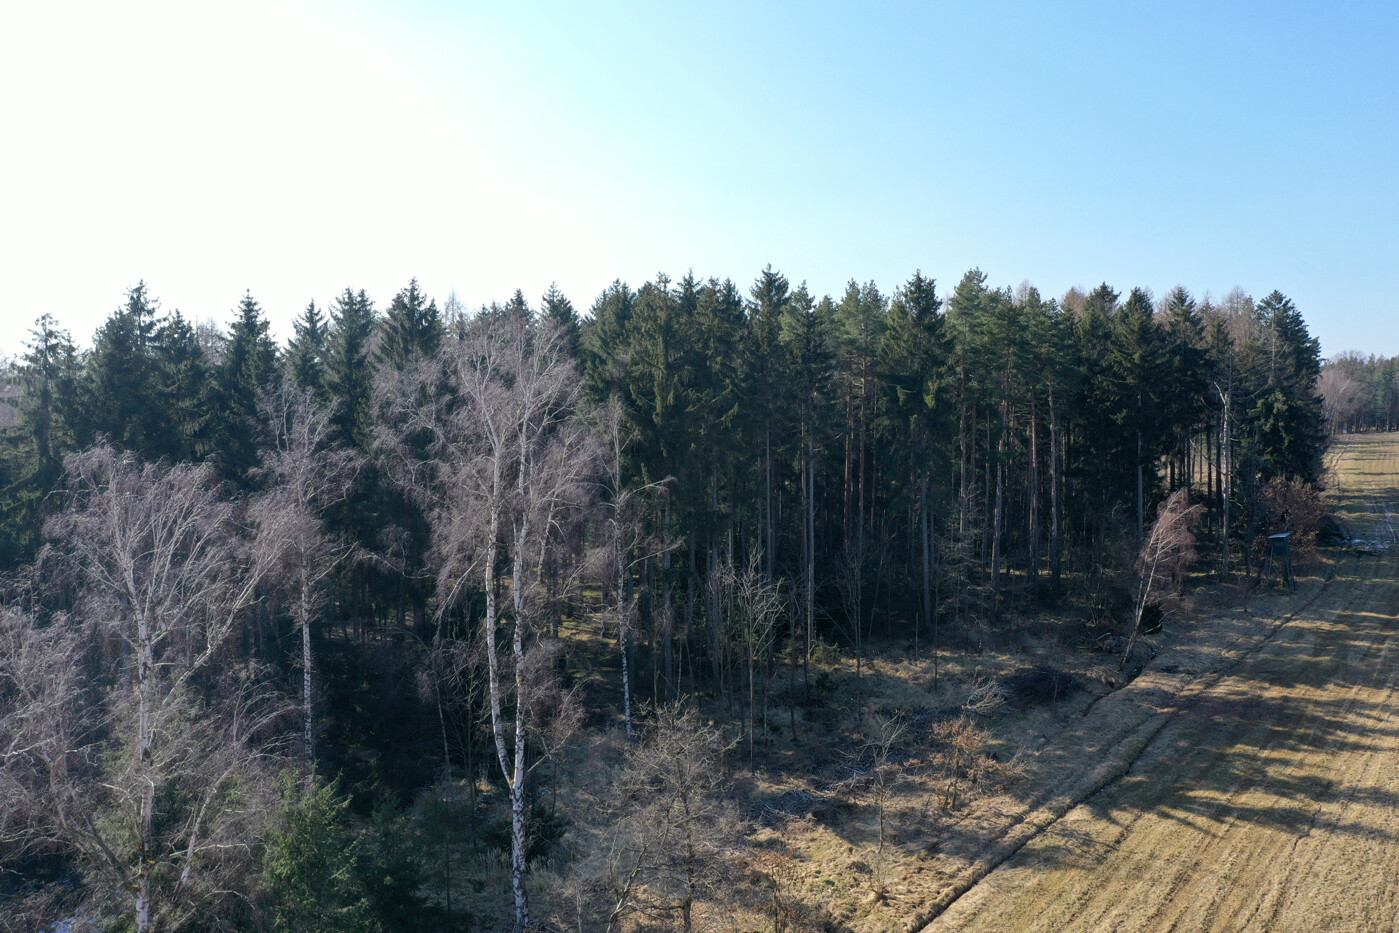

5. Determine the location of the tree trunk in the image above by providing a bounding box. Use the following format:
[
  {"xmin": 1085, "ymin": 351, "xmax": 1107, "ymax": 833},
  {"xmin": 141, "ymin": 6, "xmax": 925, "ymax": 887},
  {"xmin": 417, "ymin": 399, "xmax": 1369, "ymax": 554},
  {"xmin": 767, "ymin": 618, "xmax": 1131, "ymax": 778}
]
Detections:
[
  {"xmin": 1049, "ymin": 388, "xmax": 1063, "ymax": 602},
  {"xmin": 135, "ymin": 601, "xmax": 155, "ymax": 933},
  {"xmin": 765, "ymin": 427, "xmax": 774, "ymax": 578},
  {"xmin": 619, "ymin": 535, "xmax": 633, "ymax": 742},
  {"xmin": 301, "ymin": 562, "xmax": 314, "ymax": 765},
  {"xmin": 1028, "ymin": 393, "xmax": 1040, "ymax": 601}
]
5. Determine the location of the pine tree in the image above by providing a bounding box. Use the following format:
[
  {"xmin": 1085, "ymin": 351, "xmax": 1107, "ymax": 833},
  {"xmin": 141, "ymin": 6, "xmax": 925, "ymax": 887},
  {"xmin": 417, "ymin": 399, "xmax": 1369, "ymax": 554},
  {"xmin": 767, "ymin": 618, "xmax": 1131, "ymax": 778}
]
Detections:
[
  {"xmin": 1107, "ymin": 287, "xmax": 1168, "ymax": 546},
  {"xmin": 780, "ymin": 282, "xmax": 836, "ymax": 666},
  {"xmin": 835, "ymin": 280, "xmax": 887, "ymax": 552},
  {"xmin": 878, "ymin": 271, "xmax": 948, "ymax": 646},
  {"xmin": 20, "ymin": 314, "xmax": 78, "ymax": 488},
  {"xmin": 747, "ymin": 265, "xmax": 792, "ymax": 576},
  {"xmin": 156, "ymin": 310, "xmax": 216, "ymax": 462},
  {"xmin": 1251, "ymin": 290, "xmax": 1326, "ymax": 483},
  {"xmin": 1160, "ymin": 286, "xmax": 1208, "ymax": 490},
  {"xmin": 581, "ymin": 280, "xmax": 634, "ymax": 403}
]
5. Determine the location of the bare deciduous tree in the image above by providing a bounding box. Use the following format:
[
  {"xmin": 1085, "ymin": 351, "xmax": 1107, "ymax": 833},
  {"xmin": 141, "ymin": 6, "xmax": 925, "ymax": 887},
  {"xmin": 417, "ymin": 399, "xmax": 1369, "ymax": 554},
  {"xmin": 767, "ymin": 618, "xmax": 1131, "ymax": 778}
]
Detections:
[
  {"xmin": 255, "ymin": 383, "xmax": 360, "ymax": 767},
  {"xmin": 591, "ymin": 396, "xmax": 674, "ymax": 741},
  {"xmin": 862, "ymin": 710, "xmax": 907, "ymax": 859},
  {"xmin": 569, "ymin": 704, "xmax": 735, "ymax": 933},
  {"xmin": 712, "ymin": 551, "xmax": 784, "ymax": 768},
  {"xmin": 1121, "ymin": 488, "xmax": 1202, "ymax": 670},
  {"xmin": 2, "ymin": 446, "xmax": 290, "ymax": 932},
  {"xmin": 378, "ymin": 310, "xmax": 596, "ymax": 932}
]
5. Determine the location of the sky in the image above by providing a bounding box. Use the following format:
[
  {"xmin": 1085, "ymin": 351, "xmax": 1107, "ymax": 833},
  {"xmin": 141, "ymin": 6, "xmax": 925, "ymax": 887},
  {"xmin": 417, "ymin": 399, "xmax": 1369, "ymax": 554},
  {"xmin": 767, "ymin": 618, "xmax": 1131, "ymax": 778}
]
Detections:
[{"xmin": 1, "ymin": 1, "xmax": 1395, "ymax": 358}]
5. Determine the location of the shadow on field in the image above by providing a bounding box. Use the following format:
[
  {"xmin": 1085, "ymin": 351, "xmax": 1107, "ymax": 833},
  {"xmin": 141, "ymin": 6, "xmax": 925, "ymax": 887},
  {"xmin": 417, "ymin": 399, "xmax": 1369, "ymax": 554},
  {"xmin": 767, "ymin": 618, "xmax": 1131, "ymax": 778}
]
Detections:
[{"xmin": 1026, "ymin": 547, "xmax": 1399, "ymax": 872}]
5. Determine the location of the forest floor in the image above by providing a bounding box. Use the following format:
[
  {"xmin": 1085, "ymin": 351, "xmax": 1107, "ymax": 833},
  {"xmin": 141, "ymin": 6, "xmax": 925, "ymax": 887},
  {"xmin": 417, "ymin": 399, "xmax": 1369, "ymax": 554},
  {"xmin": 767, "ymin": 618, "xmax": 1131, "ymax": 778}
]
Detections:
[{"xmin": 911, "ymin": 431, "xmax": 1399, "ymax": 932}]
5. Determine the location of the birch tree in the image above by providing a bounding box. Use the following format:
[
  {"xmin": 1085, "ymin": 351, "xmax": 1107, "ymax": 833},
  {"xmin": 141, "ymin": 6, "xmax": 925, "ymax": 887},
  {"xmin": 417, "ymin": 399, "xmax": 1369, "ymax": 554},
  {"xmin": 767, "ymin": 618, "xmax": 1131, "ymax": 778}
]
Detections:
[
  {"xmin": 378, "ymin": 309, "xmax": 596, "ymax": 932},
  {"xmin": 1120, "ymin": 488, "xmax": 1202, "ymax": 670},
  {"xmin": 4, "ymin": 445, "xmax": 289, "ymax": 932},
  {"xmin": 591, "ymin": 396, "xmax": 673, "ymax": 740},
  {"xmin": 255, "ymin": 383, "xmax": 360, "ymax": 767}
]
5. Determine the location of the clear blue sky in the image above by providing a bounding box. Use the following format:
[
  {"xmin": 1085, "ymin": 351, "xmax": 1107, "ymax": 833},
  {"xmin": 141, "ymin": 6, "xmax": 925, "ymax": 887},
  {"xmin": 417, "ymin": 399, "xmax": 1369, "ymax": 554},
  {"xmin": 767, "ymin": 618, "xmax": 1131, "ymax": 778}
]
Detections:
[{"xmin": 2, "ymin": 1, "xmax": 1394, "ymax": 357}]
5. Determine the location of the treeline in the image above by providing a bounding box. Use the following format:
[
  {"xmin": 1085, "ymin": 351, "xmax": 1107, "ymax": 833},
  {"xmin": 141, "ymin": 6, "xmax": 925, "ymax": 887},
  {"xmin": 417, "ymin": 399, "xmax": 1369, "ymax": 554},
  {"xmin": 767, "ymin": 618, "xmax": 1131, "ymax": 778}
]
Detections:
[
  {"xmin": 1320, "ymin": 351, "xmax": 1399, "ymax": 434},
  {"xmin": 0, "ymin": 268, "xmax": 1328, "ymax": 931}
]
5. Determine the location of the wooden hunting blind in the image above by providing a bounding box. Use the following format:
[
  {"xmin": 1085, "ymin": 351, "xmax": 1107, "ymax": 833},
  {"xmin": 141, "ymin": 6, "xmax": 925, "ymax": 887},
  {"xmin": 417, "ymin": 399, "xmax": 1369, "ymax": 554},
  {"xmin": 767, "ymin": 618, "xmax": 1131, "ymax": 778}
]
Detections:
[{"xmin": 1263, "ymin": 532, "xmax": 1294, "ymax": 592}]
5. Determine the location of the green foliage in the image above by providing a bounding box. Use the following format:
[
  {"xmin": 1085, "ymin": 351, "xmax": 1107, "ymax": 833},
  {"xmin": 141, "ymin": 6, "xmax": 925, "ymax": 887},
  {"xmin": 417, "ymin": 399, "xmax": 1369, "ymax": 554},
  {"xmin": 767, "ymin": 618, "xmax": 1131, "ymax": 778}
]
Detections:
[
  {"xmin": 378, "ymin": 278, "xmax": 442, "ymax": 372},
  {"xmin": 288, "ymin": 300, "xmax": 330, "ymax": 394},
  {"xmin": 79, "ymin": 281, "xmax": 169, "ymax": 455},
  {"xmin": 258, "ymin": 775, "xmax": 380, "ymax": 933},
  {"xmin": 327, "ymin": 288, "xmax": 378, "ymax": 450},
  {"xmin": 360, "ymin": 794, "xmax": 454, "ymax": 932},
  {"xmin": 541, "ymin": 282, "xmax": 581, "ymax": 361}
]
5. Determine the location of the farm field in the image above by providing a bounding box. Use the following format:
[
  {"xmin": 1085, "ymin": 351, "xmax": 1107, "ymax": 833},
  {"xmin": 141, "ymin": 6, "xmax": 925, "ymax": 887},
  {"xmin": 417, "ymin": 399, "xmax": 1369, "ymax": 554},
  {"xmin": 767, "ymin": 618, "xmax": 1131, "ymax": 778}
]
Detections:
[{"xmin": 920, "ymin": 432, "xmax": 1399, "ymax": 932}]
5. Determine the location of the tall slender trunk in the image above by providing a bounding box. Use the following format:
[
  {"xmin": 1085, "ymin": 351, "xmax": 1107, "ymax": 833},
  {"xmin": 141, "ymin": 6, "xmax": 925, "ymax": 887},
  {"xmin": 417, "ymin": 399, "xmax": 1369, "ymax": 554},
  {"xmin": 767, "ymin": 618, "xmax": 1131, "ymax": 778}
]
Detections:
[
  {"xmin": 482, "ymin": 459, "xmax": 529, "ymax": 932},
  {"xmin": 509, "ymin": 506, "xmax": 532, "ymax": 933},
  {"xmin": 1049, "ymin": 389, "xmax": 1062, "ymax": 602},
  {"xmin": 662, "ymin": 500, "xmax": 674, "ymax": 699},
  {"xmin": 709, "ymin": 477, "xmax": 722, "ymax": 693},
  {"xmin": 990, "ymin": 400, "xmax": 1007, "ymax": 615},
  {"xmin": 858, "ymin": 362, "xmax": 868, "ymax": 558},
  {"xmin": 765, "ymin": 428, "xmax": 774, "ymax": 577},
  {"xmin": 1027, "ymin": 393, "xmax": 1040, "ymax": 601},
  {"xmin": 300, "ymin": 562, "xmax": 314, "ymax": 765},
  {"xmin": 135, "ymin": 598, "xmax": 155, "ymax": 933},
  {"xmin": 920, "ymin": 474, "xmax": 932, "ymax": 670},
  {"xmin": 805, "ymin": 432, "xmax": 815, "ymax": 673},
  {"xmin": 1220, "ymin": 389, "xmax": 1232, "ymax": 577},
  {"xmin": 1135, "ymin": 421, "xmax": 1145, "ymax": 551},
  {"xmin": 618, "ymin": 533, "xmax": 632, "ymax": 741}
]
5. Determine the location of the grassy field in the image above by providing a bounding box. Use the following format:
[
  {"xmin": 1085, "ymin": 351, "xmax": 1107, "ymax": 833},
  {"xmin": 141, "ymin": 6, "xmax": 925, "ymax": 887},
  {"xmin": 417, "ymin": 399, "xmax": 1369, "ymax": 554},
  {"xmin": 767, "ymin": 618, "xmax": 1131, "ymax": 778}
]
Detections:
[{"xmin": 920, "ymin": 432, "xmax": 1399, "ymax": 932}]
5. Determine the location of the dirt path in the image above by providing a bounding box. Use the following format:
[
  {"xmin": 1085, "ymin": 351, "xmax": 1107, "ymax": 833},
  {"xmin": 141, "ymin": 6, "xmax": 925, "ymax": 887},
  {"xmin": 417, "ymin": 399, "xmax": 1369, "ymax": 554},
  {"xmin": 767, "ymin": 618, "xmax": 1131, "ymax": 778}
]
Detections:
[{"xmin": 921, "ymin": 434, "xmax": 1399, "ymax": 933}]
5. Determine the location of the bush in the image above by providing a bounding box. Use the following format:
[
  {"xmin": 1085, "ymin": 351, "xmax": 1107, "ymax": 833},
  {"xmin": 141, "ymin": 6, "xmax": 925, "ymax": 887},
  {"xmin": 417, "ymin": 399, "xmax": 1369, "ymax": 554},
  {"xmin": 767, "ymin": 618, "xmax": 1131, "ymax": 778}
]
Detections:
[
  {"xmin": 1259, "ymin": 477, "xmax": 1327, "ymax": 550},
  {"xmin": 1003, "ymin": 667, "xmax": 1075, "ymax": 707}
]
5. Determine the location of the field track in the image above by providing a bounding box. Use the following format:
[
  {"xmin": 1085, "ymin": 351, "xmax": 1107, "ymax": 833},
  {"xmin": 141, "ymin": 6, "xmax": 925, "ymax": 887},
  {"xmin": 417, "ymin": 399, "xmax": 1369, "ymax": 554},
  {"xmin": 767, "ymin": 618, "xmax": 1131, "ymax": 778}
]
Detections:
[{"xmin": 921, "ymin": 433, "xmax": 1399, "ymax": 933}]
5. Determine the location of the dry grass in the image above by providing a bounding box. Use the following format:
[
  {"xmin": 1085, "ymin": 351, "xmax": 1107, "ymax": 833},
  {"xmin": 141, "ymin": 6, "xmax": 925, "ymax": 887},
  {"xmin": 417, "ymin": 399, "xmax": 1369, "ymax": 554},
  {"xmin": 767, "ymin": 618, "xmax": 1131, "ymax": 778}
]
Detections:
[{"xmin": 921, "ymin": 432, "xmax": 1399, "ymax": 932}]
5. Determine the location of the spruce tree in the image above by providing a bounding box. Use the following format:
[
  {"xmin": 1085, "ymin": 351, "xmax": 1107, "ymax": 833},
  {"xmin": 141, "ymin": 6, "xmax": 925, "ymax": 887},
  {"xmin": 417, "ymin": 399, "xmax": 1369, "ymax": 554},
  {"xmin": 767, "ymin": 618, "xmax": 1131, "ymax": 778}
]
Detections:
[
  {"xmin": 156, "ymin": 310, "xmax": 216, "ymax": 463},
  {"xmin": 20, "ymin": 314, "xmax": 78, "ymax": 488},
  {"xmin": 541, "ymin": 282, "xmax": 581, "ymax": 361},
  {"xmin": 1107, "ymin": 287, "xmax": 1168, "ymax": 545},
  {"xmin": 1251, "ymin": 290, "xmax": 1326, "ymax": 483},
  {"xmin": 287, "ymin": 301, "xmax": 330, "ymax": 394},
  {"xmin": 326, "ymin": 288, "xmax": 378, "ymax": 450},
  {"xmin": 80, "ymin": 282, "xmax": 168, "ymax": 457},
  {"xmin": 217, "ymin": 291, "xmax": 279, "ymax": 478},
  {"xmin": 378, "ymin": 278, "xmax": 441, "ymax": 371}
]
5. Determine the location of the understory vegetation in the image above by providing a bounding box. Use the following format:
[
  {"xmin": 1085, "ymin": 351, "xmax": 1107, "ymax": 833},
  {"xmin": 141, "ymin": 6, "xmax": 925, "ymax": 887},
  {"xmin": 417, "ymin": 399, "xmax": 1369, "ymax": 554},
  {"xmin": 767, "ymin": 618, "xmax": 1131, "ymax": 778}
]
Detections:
[{"xmin": 0, "ymin": 268, "xmax": 1331, "ymax": 931}]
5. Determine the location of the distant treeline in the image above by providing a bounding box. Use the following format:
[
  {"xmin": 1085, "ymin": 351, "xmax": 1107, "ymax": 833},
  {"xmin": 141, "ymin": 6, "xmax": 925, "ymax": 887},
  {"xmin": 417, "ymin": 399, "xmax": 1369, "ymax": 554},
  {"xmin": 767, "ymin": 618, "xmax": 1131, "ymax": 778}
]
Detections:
[{"xmin": 1320, "ymin": 352, "xmax": 1399, "ymax": 434}]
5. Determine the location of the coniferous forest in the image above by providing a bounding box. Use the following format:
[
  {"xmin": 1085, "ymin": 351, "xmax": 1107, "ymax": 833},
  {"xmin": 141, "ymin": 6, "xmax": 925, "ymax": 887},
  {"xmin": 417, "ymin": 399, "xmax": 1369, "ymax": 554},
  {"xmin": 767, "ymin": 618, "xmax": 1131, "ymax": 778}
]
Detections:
[{"xmin": 0, "ymin": 268, "xmax": 1333, "ymax": 932}]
